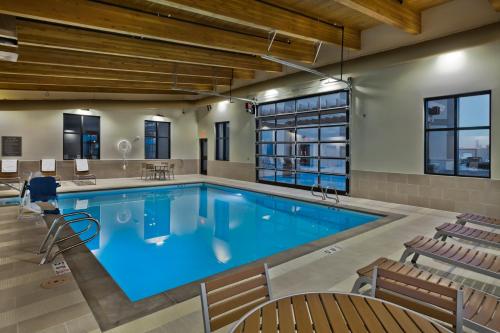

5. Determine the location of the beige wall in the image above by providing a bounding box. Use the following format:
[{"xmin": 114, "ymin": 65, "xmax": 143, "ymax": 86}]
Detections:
[{"xmin": 0, "ymin": 101, "xmax": 197, "ymax": 160}]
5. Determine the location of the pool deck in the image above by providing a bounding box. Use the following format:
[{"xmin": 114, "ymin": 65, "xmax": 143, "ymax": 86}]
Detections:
[{"xmin": 0, "ymin": 175, "xmax": 498, "ymax": 333}]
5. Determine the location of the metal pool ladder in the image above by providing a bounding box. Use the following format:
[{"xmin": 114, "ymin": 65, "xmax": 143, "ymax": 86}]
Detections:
[
  {"xmin": 311, "ymin": 184, "xmax": 340, "ymax": 204},
  {"xmin": 38, "ymin": 212, "xmax": 101, "ymax": 265}
]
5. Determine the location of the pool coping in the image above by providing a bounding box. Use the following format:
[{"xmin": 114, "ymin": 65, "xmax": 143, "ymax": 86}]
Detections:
[{"xmin": 48, "ymin": 180, "xmax": 405, "ymax": 331}]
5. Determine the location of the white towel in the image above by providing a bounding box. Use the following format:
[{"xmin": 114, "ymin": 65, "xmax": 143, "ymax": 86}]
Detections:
[
  {"xmin": 41, "ymin": 159, "xmax": 56, "ymax": 172},
  {"xmin": 75, "ymin": 199, "xmax": 88, "ymax": 210},
  {"xmin": 1, "ymin": 160, "xmax": 17, "ymax": 173},
  {"xmin": 75, "ymin": 159, "xmax": 89, "ymax": 172}
]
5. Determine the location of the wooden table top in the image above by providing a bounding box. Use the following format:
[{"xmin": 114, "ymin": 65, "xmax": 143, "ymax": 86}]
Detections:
[{"xmin": 230, "ymin": 292, "xmax": 452, "ymax": 333}]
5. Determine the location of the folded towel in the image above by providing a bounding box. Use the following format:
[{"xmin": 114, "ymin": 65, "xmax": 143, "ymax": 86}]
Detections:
[
  {"xmin": 75, "ymin": 199, "xmax": 88, "ymax": 210},
  {"xmin": 1, "ymin": 160, "xmax": 17, "ymax": 173},
  {"xmin": 41, "ymin": 159, "xmax": 56, "ymax": 172},
  {"xmin": 75, "ymin": 159, "xmax": 89, "ymax": 172}
]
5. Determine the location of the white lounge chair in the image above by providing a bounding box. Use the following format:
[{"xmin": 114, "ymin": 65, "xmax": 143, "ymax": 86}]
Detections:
[
  {"xmin": 0, "ymin": 159, "xmax": 21, "ymax": 190},
  {"xmin": 73, "ymin": 159, "xmax": 96, "ymax": 185}
]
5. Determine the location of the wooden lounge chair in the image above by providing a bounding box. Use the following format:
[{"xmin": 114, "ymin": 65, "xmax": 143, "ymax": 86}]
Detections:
[
  {"xmin": 435, "ymin": 223, "xmax": 500, "ymax": 248},
  {"xmin": 370, "ymin": 266, "xmax": 463, "ymax": 332},
  {"xmin": 40, "ymin": 159, "xmax": 60, "ymax": 180},
  {"xmin": 400, "ymin": 236, "xmax": 500, "ymax": 280},
  {"xmin": 200, "ymin": 263, "xmax": 272, "ymax": 333},
  {"xmin": 0, "ymin": 159, "xmax": 21, "ymax": 190},
  {"xmin": 73, "ymin": 159, "xmax": 96, "ymax": 185},
  {"xmin": 457, "ymin": 213, "xmax": 500, "ymax": 229},
  {"xmin": 352, "ymin": 257, "xmax": 499, "ymax": 333}
]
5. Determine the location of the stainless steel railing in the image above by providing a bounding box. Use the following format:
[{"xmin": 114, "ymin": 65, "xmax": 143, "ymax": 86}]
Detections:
[{"xmin": 39, "ymin": 212, "xmax": 100, "ymax": 265}]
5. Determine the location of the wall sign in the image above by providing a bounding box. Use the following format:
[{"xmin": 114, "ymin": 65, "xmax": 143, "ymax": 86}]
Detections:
[{"xmin": 1, "ymin": 136, "xmax": 22, "ymax": 156}]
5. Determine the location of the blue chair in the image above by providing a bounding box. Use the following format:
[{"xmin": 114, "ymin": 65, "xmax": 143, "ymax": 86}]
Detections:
[{"xmin": 26, "ymin": 177, "xmax": 60, "ymax": 214}]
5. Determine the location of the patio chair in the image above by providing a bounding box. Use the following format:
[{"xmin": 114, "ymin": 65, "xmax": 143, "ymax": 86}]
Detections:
[
  {"xmin": 169, "ymin": 162, "xmax": 175, "ymax": 179},
  {"xmin": 352, "ymin": 257, "xmax": 499, "ymax": 333},
  {"xmin": 19, "ymin": 176, "xmax": 60, "ymax": 219},
  {"xmin": 400, "ymin": 236, "xmax": 500, "ymax": 280},
  {"xmin": 73, "ymin": 159, "xmax": 96, "ymax": 185},
  {"xmin": 370, "ymin": 266, "xmax": 463, "ymax": 332},
  {"xmin": 434, "ymin": 222, "xmax": 499, "ymax": 248},
  {"xmin": 200, "ymin": 263, "xmax": 272, "ymax": 333},
  {"xmin": 0, "ymin": 159, "xmax": 21, "ymax": 190},
  {"xmin": 141, "ymin": 163, "xmax": 155, "ymax": 180},
  {"xmin": 457, "ymin": 213, "xmax": 500, "ymax": 229},
  {"xmin": 40, "ymin": 159, "xmax": 60, "ymax": 180}
]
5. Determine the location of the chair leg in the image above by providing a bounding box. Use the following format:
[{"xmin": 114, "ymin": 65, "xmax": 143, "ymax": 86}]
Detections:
[
  {"xmin": 351, "ymin": 276, "xmax": 371, "ymax": 293},
  {"xmin": 399, "ymin": 248, "xmax": 414, "ymax": 263},
  {"xmin": 433, "ymin": 231, "xmax": 447, "ymax": 242},
  {"xmin": 410, "ymin": 253, "xmax": 420, "ymax": 265}
]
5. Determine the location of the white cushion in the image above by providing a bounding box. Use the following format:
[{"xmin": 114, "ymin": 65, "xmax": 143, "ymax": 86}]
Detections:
[
  {"xmin": 41, "ymin": 159, "xmax": 56, "ymax": 172},
  {"xmin": 1, "ymin": 160, "xmax": 17, "ymax": 173},
  {"xmin": 75, "ymin": 159, "xmax": 89, "ymax": 172}
]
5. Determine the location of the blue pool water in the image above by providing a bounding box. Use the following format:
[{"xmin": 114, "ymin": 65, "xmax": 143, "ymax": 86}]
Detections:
[{"xmin": 57, "ymin": 183, "xmax": 379, "ymax": 301}]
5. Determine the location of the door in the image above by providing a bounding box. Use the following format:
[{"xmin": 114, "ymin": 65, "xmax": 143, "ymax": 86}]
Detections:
[{"xmin": 199, "ymin": 139, "xmax": 208, "ymax": 175}]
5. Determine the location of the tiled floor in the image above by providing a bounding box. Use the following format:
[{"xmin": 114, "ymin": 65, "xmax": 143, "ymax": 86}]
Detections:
[{"xmin": 0, "ymin": 175, "xmax": 498, "ymax": 332}]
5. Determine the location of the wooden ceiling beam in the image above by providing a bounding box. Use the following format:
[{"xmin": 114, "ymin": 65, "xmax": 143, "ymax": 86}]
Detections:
[
  {"xmin": 146, "ymin": 0, "xmax": 360, "ymax": 49},
  {"xmin": 0, "ymin": 83, "xmax": 196, "ymax": 95},
  {"xmin": 490, "ymin": 0, "xmax": 500, "ymax": 11},
  {"xmin": 333, "ymin": 0, "xmax": 421, "ymax": 34},
  {"xmin": 16, "ymin": 21, "xmax": 271, "ymax": 73},
  {"xmin": 17, "ymin": 45, "xmax": 253, "ymax": 80},
  {"xmin": 0, "ymin": 0, "xmax": 316, "ymax": 63},
  {"xmin": 0, "ymin": 62, "xmax": 232, "ymax": 86},
  {"xmin": 0, "ymin": 73, "xmax": 216, "ymax": 91}
]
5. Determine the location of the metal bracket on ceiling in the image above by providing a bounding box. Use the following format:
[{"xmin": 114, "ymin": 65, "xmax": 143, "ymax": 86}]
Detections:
[
  {"xmin": 267, "ymin": 30, "xmax": 277, "ymax": 52},
  {"xmin": 313, "ymin": 41, "xmax": 323, "ymax": 64}
]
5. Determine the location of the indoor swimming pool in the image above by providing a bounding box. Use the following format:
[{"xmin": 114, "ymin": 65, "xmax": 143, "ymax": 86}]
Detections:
[{"xmin": 57, "ymin": 183, "xmax": 380, "ymax": 301}]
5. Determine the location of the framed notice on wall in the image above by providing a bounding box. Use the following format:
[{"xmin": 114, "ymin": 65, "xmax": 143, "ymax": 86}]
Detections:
[{"xmin": 1, "ymin": 136, "xmax": 22, "ymax": 157}]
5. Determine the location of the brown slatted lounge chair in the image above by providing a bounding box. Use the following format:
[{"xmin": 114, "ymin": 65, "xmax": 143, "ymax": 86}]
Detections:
[
  {"xmin": 400, "ymin": 236, "xmax": 500, "ymax": 280},
  {"xmin": 40, "ymin": 159, "xmax": 60, "ymax": 180},
  {"xmin": 73, "ymin": 159, "xmax": 96, "ymax": 185},
  {"xmin": 435, "ymin": 223, "xmax": 500, "ymax": 248},
  {"xmin": 457, "ymin": 213, "xmax": 500, "ymax": 229},
  {"xmin": 0, "ymin": 159, "xmax": 21, "ymax": 190},
  {"xmin": 370, "ymin": 266, "xmax": 464, "ymax": 332},
  {"xmin": 352, "ymin": 257, "xmax": 499, "ymax": 333},
  {"xmin": 200, "ymin": 263, "xmax": 272, "ymax": 333}
]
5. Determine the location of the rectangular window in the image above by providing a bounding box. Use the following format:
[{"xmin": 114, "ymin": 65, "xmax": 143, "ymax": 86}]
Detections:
[
  {"xmin": 425, "ymin": 91, "xmax": 490, "ymax": 178},
  {"xmin": 215, "ymin": 121, "xmax": 229, "ymax": 161},
  {"xmin": 256, "ymin": 89, "xmax": 350, "ymax": 194},
  {"xmin": 63, "ymin": 114, "xmax": 100, "ymax": 160},
  {"xmin": 145, "ymin": 120, "xmax": 171, "ymax": 159}
]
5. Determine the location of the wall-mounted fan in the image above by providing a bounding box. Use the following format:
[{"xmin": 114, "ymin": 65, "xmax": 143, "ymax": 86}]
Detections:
[{"xmin": 117, "ymin": 139, "xmax": 132, "ymax": 170}]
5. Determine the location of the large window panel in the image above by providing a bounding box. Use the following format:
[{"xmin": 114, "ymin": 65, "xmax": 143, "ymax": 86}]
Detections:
[
  {"xmin": 276, "ymin": 157, "xmax": 295, "ymax": 170},
  {"xmin": 296, "ymin": 158, "xmax": 318, "ymax": 172},
  {"xmin": 276, "ymin": 100, "xmax": 295, "ymax": 114},
  {"xmin": 276, "ymin": 129, "xmax": 295, "ymax": 142},
  {"xmin": 296, "ymin": 128, "xmax": 318, "ymax": 142},
  {"xmin": 259, "ymin": 156, "xmax": 275, "ymax": 169},
  {"xmin": 296, "ymin": 112, "xmax": 319, "ymax": 127},
  {"xmin": 457, "ymin": 129, "xmax": 490, "ymax": 177},
  {"xmin": 321, "ymin": 110, "xmax": 347, "ymax": 125},
  {"xmin": 258, "ymin": 169, "xmax": 275, "ymax": 182},
  {"xmin": 320, "ymin": 175, "xmax": 347, "ymax": 191},
  {"xmin": 276, "ymin": 143, "xmax": 295, "ymax": 156},
  {"xmin": 258, "ymin": 143, "xmax": 275, "ymax": 156},
  {"xmin": 276, "ymin": 171, "xmax": 295, "ymax": 184},
  {"xmin": 321, "ymin": 126, "xmax": 347, "ymax": 141},
  {"xmin": 63, "ymin": 114, "xmax": 100, "ymax": 160},
  {"xmin": 320, "ymin": 92, "xmax": 348, "ymax": 109},
  {"xmin": 426, "ymin": 130, "xmax": 455, "ymax": 175},
  {"xmin": 320, "ymin": 159, "xmax": 346, "ymax": 174},
  {"xmin": 258, "ymin": 130, "xmax": 274, "ymax": 142},
  {"xmin": 215, "ymin": 121, "xmax": 229, "ymax": 161},
  {"xmin": 145, "ymin": 120, "xmax": 171, "ymax": 160},
  {"xmin": 297, "ymin": 143, "xmax": 318, "ymax": 157},
  {"xmin": 296, "ymin": 173, "xmax": 318, "ymax": 186},
  {"xmin": 276, "ymin": 115, "xmax": 295, "ymax": 128},
  {"xmin": 320, "ymin": 143, "xmax": 346, "ymax": 158},
  {"xmin": 296, "ymin": 96, "xmax": 319, "ymax": 112},
  {"xmin": 258, "ymin": 104, "xmax": 275, "ymax": 117}
]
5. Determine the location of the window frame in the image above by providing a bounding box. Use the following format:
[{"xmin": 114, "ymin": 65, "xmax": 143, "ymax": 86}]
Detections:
[
  {"xmin": 424, "ymin": 90, "xmax": 491, "ymax": 178},
  {"xmin": 215, "ymin": 121, "xmax": 230, "ymax": 161},
  {"xmin": 144, "ymin": 120, "xmax": 171, "ymax": 160},
  {"xmin": 63, "ymin": 113, "xmax": 101, "ymax": 160}
]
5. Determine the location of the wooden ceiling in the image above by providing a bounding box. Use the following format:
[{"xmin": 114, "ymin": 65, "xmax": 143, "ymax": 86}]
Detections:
[{"xmin": 0, "ymin": 0, "xmax": 478, "ymax": 98}]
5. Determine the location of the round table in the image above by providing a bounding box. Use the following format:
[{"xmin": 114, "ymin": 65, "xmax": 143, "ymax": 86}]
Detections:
[{"xmin": 230, "ymin": 292, "xmax": 452, "ymax": 333}]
